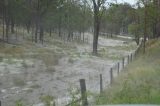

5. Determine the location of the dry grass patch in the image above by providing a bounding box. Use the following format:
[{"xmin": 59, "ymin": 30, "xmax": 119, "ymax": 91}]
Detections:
[{"xmin": 0, "ymin": 44, "xmax": 25, "ymax": 56}]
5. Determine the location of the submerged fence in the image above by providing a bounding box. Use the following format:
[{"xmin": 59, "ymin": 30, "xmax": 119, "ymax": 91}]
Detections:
[{"xmin": 0, "ymin": 41, "xmax": 143, "ymax": 106}]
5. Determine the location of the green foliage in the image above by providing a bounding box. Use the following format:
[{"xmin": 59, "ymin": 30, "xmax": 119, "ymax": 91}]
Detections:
[
  {"xmin": 101, "ymin": 3, "xmax": 134, "ymax": 34},
  {"xmin": 128, "ymin": 23, "xmax": 140, "ymax": 35},
  {"xmin": 68, "ymin": 87, "xmax": 81, "ymax": 106},
  {"xmin": 96, "ymin": 40, "xmax": 160, "ymax": 104},
  {"xmin": 15, "ymin": 100, "xmax": 23, "ymax": 106},
  {"xmin": 128, "ymin": 23, "xmax": 142, "ymax": 45},
  {"xmin": 40, "ymin": 95, "xmax": 54, "ymax": 106}
]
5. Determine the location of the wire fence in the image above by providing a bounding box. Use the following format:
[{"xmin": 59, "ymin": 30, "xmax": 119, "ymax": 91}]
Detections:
[
  {"xmin": 0, "ymin": 41, "xmax": 143, "ymax": 106},
  {"xmin": 63, "ymin": 40, "xmax": 143, "ymax": 106}
]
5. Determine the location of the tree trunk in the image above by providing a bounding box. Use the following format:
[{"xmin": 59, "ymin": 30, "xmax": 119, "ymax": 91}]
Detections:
[
  {"xmin": 49, "ymin": 27, "xmax": 52, "ymax": 37},
  {"xmin": 157, "ymin": 23, "xmax": 160, "ymax": 38},
  {"xmin": 5, "ymin": 8, "xmax": 9, "ymax": 42},
  {"xmin": 22, "ymin": 26, "xmax": 25, "ymax": 39},
  {"xmin": 11, "ymin": 17, "xmax": 15, "ymax": 33},
  {"xmin": 153, "ymin": 0, "xmax": 158, "ymax": 38},
  {"xmin": 35, "ymin": 23, "xmax": 38, "ymax": 43},
  {"xmin": 39, "ymin": 23, "xmax": 44, "ymax": 44},
  {"xmin": 2, "ymin": 3, "xmax": 5, "ymax": 40},
  {"xmin": 67, "ymin": 31, "xmax": 71, "ymax": 41},
  {"xmin": 4, "ymin": 2, "xmax": 10, "ymax": 42},
  {"xmin": 153, "ymin": 22, "xmax": 157, "ymax": 38},
  {"xmin": 26, "ymin": 21, "xmax": 31, "ymax": 34},
  {"xmin": 16, "ymin": 25, "xmax": 18, "ymax": 40},
  {"xmin": 79, "ymin": 31, "xmax": 82, "ymax": 41},
  {"xmin": 5, "ymin": 19, "xmax": 9, "ymax": 42},
  {"xmin": 110, "ymin": 28, "xmax": 113, "ymax": 38},
  {"xmin": 158, "ymin": 1, "xmax": 160, "ymax": 38},
  {"xmin": 31, "ymin": 26, "xmax": 34, "ymax": 42},
  {"xmin": 35, "ymin": 0, "xmax": 40, "ymax": 43},
  {"xmin": 58, "ymin": 16, "xmax": 62, "ymax": 37},
  {"xmin": 83, "ymin": 31, "xmax": 85, "ymax": 42},
  {"xmin": 143, "ymin": 6, "xmax": 147, "ymax": 54},
  {"xmin": 93, "ymin": 9, "xmax": 100, "ymax": 55}
]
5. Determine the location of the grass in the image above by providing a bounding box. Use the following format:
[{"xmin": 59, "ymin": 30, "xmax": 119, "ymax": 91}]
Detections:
[
  {"xmin": 21, "ymin": 60, "xmax": 29, "ymax": 69},
  {"xmin": 105, "ymin": 44, "xmax": 137, "ymax": 51},
  {"xmin": 30, "ymin": 84, "xmax": 41, "ymax": 89},
  {"xmin": 15, "ymin": 100, "xmax": 24, "ymax": 106},
  {"xmin": 0, "ymin": 44, "xmax": 24, "ymax": 55},
  {"xmin": 46, "ymin": 66, "xmax": 56, "ymax": 73},
  {"xmin": 96, "ymin": 39, "xmax": 160, "ymax": 104},
  {"xmin": 0, "ymin": 41, "xmax": 62, "ymax": 67},
  {"xmin": 39, "ymin": 95, "xmax": 55, "ymax": 106},
  {"xmin": 101, "ymin": 34, "xmax": 134, "ymax": 42},
  {"xmin": 68, "ymin": 58, "xmax": 75, "ymax": 64},
  {"xmin": 37, "ymin": 53, "xmax": 60, "ymax": 66},
  {"xmin": 98, "ymin": 48, "xmax": 124, "ymax": 60},
  {"xmin": 13, "ymin": 77, "xmax": 26, "ymax": 87}
]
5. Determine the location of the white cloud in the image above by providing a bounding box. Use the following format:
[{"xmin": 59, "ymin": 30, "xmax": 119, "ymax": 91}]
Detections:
[{"xmin": 117, "ymin": 0, "xmax": 137, "ymax": 5}]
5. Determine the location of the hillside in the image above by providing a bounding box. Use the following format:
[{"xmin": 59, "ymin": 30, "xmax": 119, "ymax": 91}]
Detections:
[{"xmin": 96, "ymin": 39, "xmax": 160, "ymax": 104}]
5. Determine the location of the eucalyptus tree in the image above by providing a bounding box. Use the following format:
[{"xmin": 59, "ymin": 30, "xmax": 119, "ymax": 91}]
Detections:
[
  {"xmin": 54, "ymin": 0, "xmax": 92, "ymax": 41},
  {"xmin": 127, "ymin": 2, "xmax": 143, "ymax": 45},
  {"xmin": 92, "ymin": 0, "xmax": 107, "ymax": 55},
  {"xmin": 153, "ymin": 0, "xmax": 160, "ymax": 38},
  {"xmin": 79, "ymin": 0, "xmax": 93, "ymax": 41},
  {"xmin": 138, "ymin": 0, "xmax": 154, "ymax": 53},
  {"xmin": 0, "ymin": 0, "xmax": 5, "ymax": 39}
]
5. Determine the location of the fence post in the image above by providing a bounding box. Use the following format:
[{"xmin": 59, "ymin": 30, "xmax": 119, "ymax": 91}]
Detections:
[
  {"xmin": 127, "ymin": 55, "xmax": 130, "ymax": 64},
  {"xmin": 80, "ymin": 79, "xmax": 88, "ymax": 106},
  {"xmin": 117, "ymin": 62, "xmax": 120, "ymax": 75},
  {"xmin": 0, "ymin": 100, "xmax": 1, "ymax": 106},
  {"xmin": 122, "ymin": 57, "xmax": 125, "ymax": 69},
  {"xmin": 110, "ymin": 68, "xmax": 113, "ymax": 84},
  {"xmin": 100, "ymin": 74, "xmax": 103, "ymax": 94}
]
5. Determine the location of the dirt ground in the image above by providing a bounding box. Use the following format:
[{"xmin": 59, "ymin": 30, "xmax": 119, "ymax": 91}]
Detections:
[{"xmin": 0, "ymin": 33, "xmax": 137, "ymax": 106}]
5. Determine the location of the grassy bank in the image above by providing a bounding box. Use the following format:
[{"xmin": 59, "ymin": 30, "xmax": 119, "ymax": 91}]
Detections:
[{"xmin": 96, "ymin": 39, "xmax": 160, "ymax": 104}]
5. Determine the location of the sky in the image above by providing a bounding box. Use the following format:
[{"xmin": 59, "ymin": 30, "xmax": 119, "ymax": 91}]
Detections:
[{"xmin": 117, "ymin": 0, "xmax": 137, "ymax": 5}]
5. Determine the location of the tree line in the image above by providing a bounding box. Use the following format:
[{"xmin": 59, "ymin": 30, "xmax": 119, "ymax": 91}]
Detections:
[
  {"xmin": 0, "ymin": 0, "xmax": 92, "ymax": 43},
  {"xmin": 0, "ymin": 0, "xmax": 160, "ymax": 54}
]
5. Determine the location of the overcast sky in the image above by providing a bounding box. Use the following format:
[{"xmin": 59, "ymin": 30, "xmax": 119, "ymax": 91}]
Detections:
[{"xmin": 117, "ymin": 0, "xmax": 137, "ymax": 5}]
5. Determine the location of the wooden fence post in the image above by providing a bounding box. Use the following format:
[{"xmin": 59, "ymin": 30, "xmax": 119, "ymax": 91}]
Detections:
[
  {"xmin": 110, "ymin": 68, "xmax": 113, "ymax": 84},
  {"xmin": 100, "ymin": 74, "xmax": 103, "ymax": 94},
  {"xmin": 0, "ymin": 100, "xmax": 1, "ymax": 106},
  {"xmin": 122, "ymin": 57, "xmax": 125, "ymax": 69},
  {"xmin": 117, "ymin": 62, "xmax": 120, "ymax": 75},
  {"xmin": 80, "ymin": 79, "xmax": 88, "ymax": 106}
]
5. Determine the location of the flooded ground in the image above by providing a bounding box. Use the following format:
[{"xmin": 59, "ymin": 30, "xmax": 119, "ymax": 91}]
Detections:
[{"xmin": 0, "ymin": 33, "xmax": 137, "ymax": 106}]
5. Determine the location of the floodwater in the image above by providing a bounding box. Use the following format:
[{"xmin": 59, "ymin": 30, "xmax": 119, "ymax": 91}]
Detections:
[{"xmin": 0, "ymin": 33, "xmax": 137, "ymax": 106}]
